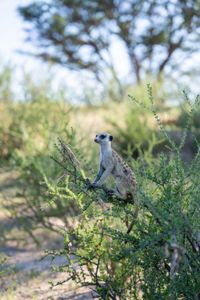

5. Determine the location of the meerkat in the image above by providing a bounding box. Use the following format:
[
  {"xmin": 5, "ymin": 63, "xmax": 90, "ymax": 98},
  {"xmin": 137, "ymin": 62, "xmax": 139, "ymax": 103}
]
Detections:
[{"xmin": 91, "ymin": 132, "xmax": 137, "ymax": 202}]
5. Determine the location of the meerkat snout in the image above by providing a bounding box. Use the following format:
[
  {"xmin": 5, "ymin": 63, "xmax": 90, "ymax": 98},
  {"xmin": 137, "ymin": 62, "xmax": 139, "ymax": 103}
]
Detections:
[{"xmin": 94, "ymin": 134, "xmax": 101, "ymax": 143}]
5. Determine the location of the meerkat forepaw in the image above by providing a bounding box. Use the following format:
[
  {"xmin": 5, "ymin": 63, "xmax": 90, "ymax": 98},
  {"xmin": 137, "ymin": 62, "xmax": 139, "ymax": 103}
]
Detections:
[
  {"xmin": 93, "ymin": 181, "xmax": 101, "ymax": 188},
  {"xmin": 85, "ymin": 179, "xmax": 100, "ymax": 190},
  {"xmin": 107, "ymin": 189, "xmax": 114, "ymax": 197},
  {"xmin": 85, "ymin": 178, "xmax": 94, "ymax": 190}
]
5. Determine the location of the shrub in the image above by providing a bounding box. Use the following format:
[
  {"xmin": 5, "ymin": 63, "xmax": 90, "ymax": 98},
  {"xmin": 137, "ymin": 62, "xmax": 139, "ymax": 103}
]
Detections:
[
  {"xmin": 109, "ymin": 102, "xmax": 161, "ymax": 161},
  {"xmin": 0, "ymin": 98, "xmax": 70, "ymax": 161},
  {"xmin": 46, "ymin": 87, "xmax": 200, "ymax": 299},
  {"xmin": 0, "ymin": 68, "xmax": 70, "ymax": 162},
  {"xmin": 0, "ymin": 63, "xmax": 13, "ymax": 102},
  {"xmin": 0, "ymin": 96, "xmax": 81, "ymax": 243},
  {"xmin": 177, "ymin": 92, "xmax": 200, "ymax": 129},
  {"xmin": 177, "ymin": 107, "xmax": 200, "ymax": 129},
  {"xmin": 1, "ymin": 129, "xmax": 84, "ymax": 245},
  {"xmin": 110, "ymin": 103, "xmax": 149, "ymax": 156}
]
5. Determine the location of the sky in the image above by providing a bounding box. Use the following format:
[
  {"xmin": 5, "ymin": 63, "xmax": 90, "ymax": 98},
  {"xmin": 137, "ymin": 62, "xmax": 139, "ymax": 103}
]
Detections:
[
  {"xmin": 0, "ymin": 1, "xmax": 34, "ymax": 66},
  {"xmin": 0, "ymin": 0, "xmax": 56, "ymax": 98}
]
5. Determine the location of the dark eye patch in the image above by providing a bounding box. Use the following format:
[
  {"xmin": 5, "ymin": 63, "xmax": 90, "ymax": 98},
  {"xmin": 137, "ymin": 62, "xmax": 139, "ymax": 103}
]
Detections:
[{"xmin": 100, "ymin": 134, "xmax": 106, "ymax": 139}]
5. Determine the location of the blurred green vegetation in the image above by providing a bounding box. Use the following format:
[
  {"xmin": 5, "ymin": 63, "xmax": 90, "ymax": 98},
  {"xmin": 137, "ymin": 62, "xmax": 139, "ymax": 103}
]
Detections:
[
  {"xmin": 0, "ymin": 63, "xmax": 13, "ymax": 102},
  {"xmin": 0, "ymin": 68, "xmax": 70, "ymax": 162},
  {"xmin": 0, "ymin": 63, "xmax": 200, "ymax": 298},
  {"xmin": 0, "ymin": 0, "xmax": 199, "ymax": 298},
  {"xmin": 0, "ymin": 99, "xmax": 69, "ymax": 161},
  {"xmin": 0, "ymin": 64, "xmax": 79, "ymax": 243},
  {"xmin": 177, "ymin": 102, "xmax": 200, "ymax": 130}
]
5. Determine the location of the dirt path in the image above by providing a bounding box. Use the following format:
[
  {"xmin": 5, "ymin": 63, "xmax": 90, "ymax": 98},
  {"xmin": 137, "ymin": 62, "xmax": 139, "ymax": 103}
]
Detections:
[{"xmin": 0, "ymin": 169, "xmax": 93, "ymax": 300}]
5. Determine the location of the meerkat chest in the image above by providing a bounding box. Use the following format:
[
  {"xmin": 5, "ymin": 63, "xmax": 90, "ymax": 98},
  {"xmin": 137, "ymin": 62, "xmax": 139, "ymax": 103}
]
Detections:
[
  {"xmin": 100, "ymin": 152, "xmax": 113, "ymax": 169},
  {"xmin": 113, "ymin": 162, "xmax": 125, "ymax": 176}
]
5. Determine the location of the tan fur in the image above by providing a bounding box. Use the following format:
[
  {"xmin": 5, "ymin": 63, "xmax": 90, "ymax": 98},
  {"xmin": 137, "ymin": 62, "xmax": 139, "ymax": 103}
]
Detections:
[{"xmin": 92, "ymin": 132, "xmax": 137, "ymax": 201}]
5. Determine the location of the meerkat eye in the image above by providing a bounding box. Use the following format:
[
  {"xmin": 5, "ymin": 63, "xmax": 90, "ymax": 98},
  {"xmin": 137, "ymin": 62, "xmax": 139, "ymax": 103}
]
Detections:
[
  {"xmin": 109, "ymin": 135, "xmax": 113, "ymax": 141},
  {"xmin": 100, "ymin": 134, "xmax": 106, "ymax": 139}
]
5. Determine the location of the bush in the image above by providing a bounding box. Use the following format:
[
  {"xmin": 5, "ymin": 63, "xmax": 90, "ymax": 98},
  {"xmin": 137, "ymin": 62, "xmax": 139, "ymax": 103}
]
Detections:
[
  {"xmin": 177, "ymin": 92, "xmax": 200, "ymax": 129},
  {"xmin": 177, "ymin": 108, "xmax": 200, "ymax": 129},
  {"xmin": 0, "ymin": 63, "xmax": 13, "ymax": 102},
  {"xmin": 109, "ymin": 102, "xmax": 159, "ymax": 161},
  {"xmin": 0, "ymin": 97, "xmax": 71, "ymax": 162},
  {"xmin": 109, "ymin": 93, "xmax": 166, "ymax": 161},
  {"xmin": 0, "ymin": 68, "xmax": 70, "ymax": 162},
  {"xmin": 1, "ymin": 129, "xmax": 84, "ymax": 245},
  {"xmin": 46, "ymin": 87, "xmax": 200, "ymax": 299},
  {"xmin": 0, "ymin": 95, "xmax": 82, "ymax": 243}
]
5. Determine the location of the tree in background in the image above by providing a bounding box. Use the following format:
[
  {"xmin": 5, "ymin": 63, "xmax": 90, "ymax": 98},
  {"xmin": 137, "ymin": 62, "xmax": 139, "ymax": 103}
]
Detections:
[{"xmin": 19, "ymin": 0, "xmax": 200, "ymax": 95}]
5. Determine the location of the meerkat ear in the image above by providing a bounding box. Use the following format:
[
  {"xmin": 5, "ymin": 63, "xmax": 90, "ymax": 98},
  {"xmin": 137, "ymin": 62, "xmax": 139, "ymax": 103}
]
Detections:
[{"xmin": 109, "ymin": 135, "xmax": 113, "ymax": 141}]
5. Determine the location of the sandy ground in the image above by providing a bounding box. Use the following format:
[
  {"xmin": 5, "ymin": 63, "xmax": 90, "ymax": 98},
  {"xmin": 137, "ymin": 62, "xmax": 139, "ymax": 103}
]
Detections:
[{"xmin": 0, "ymin": 169, "xmax": 93, "ymax": 300}]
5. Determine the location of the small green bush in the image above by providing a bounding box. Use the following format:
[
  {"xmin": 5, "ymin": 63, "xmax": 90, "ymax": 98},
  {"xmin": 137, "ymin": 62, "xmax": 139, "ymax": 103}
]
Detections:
[
  {"xmin": 0, "ymin": 63, "xmax": 13, "ymax": 102},
  {"xmin": 0, "ymin": 96, "xmax": 81, "ymax": 243},
  {"xmin": 177, "ymin": 108, "xmax": 200, "ymax": 129},
  {"xmin": 109, "ymin": 92, "xmax": 166, "ymax": 163},
  {"xmin": 177, "ymin": 92, "xmax": 200, "ymax": 129},
  {"xmin": 46, "ymin": 87, "xmax": 200, "ymax": 299},
  {"xmin": 2, "ymin": 130, "xmax": 83, "ymax": 244},
  {"xmin": 110, "ymin": 104, "xmax": 149, "ymax": 156},
  {"xmin": 0, "ymin": 98, "xmax": 70, "ymax": 161}
]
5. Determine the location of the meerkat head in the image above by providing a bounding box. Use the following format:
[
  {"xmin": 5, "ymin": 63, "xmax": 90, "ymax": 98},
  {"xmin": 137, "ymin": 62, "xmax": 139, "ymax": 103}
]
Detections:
[{"xmin": 94, "ymin": 132, "xmax": 113, "ymax": 145}]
